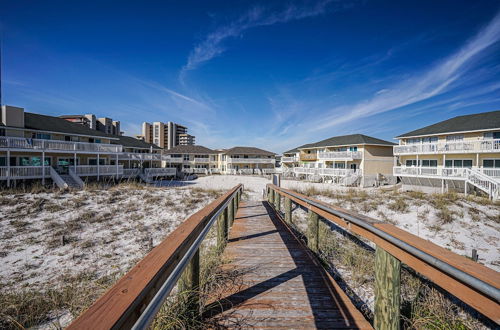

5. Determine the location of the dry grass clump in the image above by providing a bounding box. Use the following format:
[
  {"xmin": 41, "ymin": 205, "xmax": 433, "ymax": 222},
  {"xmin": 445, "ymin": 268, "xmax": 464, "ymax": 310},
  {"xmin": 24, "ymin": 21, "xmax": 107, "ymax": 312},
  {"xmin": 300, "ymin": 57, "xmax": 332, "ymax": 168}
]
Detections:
[
  {"xmin": 0, "ymin": 270, "xmax": 120, "ymax": 329},
  {"xmin": 388, "ymin": 198, "xmax": 409, "ymax": 213}
]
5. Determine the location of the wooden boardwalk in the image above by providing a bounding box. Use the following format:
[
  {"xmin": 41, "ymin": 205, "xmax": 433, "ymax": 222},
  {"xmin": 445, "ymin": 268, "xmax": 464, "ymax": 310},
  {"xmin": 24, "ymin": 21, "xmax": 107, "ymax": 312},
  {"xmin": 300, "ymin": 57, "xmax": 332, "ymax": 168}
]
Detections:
[{"xmin": 206, "ymin": 200, "xmax": 372, "ymax": 329}]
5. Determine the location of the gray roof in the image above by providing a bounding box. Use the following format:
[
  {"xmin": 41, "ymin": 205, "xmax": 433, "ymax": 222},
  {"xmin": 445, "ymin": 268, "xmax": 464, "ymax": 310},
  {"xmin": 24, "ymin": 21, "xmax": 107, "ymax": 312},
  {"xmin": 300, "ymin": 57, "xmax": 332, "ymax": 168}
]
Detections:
[
  {"xmin": 24, "ymin": 113, "xmax": 117, "ymax": 139},
  {"xmin": 224, "ymin": 146, "xmax": 276, "ymax": 156},
  {"xmin": 299, "ymin": 134, "xmax": 395, "ymax": 149},
  {"xmin": 164, "ymin": 145, "xmax": 215, "ymax": 154},
  {"xmin": 397, "ymin": 110, "xmax": 500, "ymax": 138},
  {"xmin": 116, "ymin": 135, "xmax": 161, "ymax": 150}
]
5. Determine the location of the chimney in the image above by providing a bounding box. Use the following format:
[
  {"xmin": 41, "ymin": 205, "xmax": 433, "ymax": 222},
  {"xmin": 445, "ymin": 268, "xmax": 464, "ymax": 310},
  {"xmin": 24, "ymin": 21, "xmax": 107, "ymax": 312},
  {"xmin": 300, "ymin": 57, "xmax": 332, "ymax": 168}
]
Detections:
[{"xmin": 1, "ymin": 105, "xmax": 25, "ymax": 128}]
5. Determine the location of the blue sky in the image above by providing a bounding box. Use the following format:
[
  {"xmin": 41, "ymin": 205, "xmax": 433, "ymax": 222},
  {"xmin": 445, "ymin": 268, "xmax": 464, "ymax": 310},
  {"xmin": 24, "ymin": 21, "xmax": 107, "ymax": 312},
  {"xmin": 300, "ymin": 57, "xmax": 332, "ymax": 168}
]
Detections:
[{"xmin": 1, "ymin": 0, "xmax": 500, "ymax": 152}]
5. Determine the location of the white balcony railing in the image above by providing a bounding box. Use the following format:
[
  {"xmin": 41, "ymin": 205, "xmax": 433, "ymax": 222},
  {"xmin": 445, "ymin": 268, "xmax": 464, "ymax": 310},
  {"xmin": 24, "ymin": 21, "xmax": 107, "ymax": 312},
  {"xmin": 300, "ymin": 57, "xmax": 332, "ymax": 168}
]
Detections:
[
  {"xmin": 75, "ymin": 165, "xmax": 124, "ymax": 176},
  {"xmin": 122, "ymin": 168, "xmax": 141, "ymax": 177},
  {"xmin": 293, "ymin": 167, "xmax": 358, "ymax": 177},
  {"xmin": 227, "ymin": 158, "xmax": 275, "ymax": 164},
  {"xmin": 394, "ymin": 139, "xmax": 500, "ymax": 155},
  {"xmin": 318, "ymin": 151, "xmax": 362, "ymax": 160},
  {"xmin": 183, "ymin": 168, "xmax": 208, "ymax": 174},
  {"xmin": 281, "ymin": 156, "xmax": 299, "ymax": 163},
  {"xmin": 194, "ymin": 158, "xmax": 211, "ymax": 163},
  {"xmin": 393, "ymin": 166, "xmax": 468, "ymax": 179},
  {"xmin": 0, "ymin": 166, "xmax": 50, "ymax": 180},
  {"xmin": 119, "ymin": 153, "xmax": 162, "ymax": 161},
  {"xmin": 0, "ymin": 136, "xmax": 122, "ymax": 153},
  {"xmin": 144, "ymin": 168, "xmax": 177, "ymax": 176}
]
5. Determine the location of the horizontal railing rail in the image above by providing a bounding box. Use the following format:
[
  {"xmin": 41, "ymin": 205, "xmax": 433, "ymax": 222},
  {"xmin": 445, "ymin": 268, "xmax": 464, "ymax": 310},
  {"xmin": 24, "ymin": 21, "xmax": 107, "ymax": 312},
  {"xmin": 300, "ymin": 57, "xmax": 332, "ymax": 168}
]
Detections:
[
  {"xmin": 394, "ymin": 139, "xmax": 500, "ymax": 155},
  {"xmin": 227, "ymin": 158, "xmax": 275, "ymax": 164},
  {"xmin": 144, "ymin": 167, "xmax": 177, "ymax": 176},
  {"xmin": 68, "ymin": 184, "xmax": 243, "ymax": 330},
  {"xmin": 318, "ymin": 151, "xmax": 362, "ymax": 160},
  {"xmin": 266, "ymin": 184, "xmax": 500, "ymax": 325},
  {"xmin": 0, "ymin": 166, "xmax": 50, "ymax": 179},
  {"xmin": 281, "ymin": 156, "xmax": 299, "ymax": 162},
  {"xmin": 75, "ymin": 165, "xmax": 124, "ymax": 176},
  {"xmin": 0, "ymin": 136, "xmax": 122, "ymax": 153}
]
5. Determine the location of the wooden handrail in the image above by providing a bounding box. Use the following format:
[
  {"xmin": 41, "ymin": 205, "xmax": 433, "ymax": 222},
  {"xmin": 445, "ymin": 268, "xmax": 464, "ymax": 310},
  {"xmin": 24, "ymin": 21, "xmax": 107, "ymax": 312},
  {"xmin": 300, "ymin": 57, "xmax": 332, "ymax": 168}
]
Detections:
[
  {"xmin": 267, "ymin": 184, "xmax": 500, "ymax": 324},
  {"xmin": 68, "ymin": 184, "xmax": 243, "ymax": 330}
]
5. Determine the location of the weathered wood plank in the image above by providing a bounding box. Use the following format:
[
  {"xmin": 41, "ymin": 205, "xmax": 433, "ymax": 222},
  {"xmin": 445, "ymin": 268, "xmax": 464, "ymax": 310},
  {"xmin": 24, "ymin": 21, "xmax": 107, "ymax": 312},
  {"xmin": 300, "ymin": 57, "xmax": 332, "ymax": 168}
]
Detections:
[{"xmin": 374, "ymin": 247, "xmax": 401, "ymax": 330}]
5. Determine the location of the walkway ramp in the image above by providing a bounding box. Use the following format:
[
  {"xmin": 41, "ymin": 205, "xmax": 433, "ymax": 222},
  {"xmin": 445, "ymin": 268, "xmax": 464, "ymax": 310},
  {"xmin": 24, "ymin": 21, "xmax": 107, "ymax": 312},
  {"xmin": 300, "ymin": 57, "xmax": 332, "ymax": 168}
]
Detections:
[{"xmin": 206, "ymin": 200, "xmax": 372, "ymax": 329}]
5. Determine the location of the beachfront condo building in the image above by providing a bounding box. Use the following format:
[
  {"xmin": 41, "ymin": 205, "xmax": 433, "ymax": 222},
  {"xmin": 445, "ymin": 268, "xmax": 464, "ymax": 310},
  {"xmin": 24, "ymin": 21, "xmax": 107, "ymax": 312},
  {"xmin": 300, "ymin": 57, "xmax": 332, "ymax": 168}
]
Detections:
[
  {"xmin": 0, "ymin": 105, "xmax": 177, "ymax": 188},
  {"xmin": 282, "ymin": 134, "xmax": 396, "ymax": 187},
  {"xmin": 141, "ymin": 121, "xmax": 194, "ymax": 150},
  {"xmin": 216, "ymin": 147, "xmax": 276, "ymax": 175},
  {"xmin": 60, "ymin": 114, "xmax": 121, "ymax": 136},
  {"xmin": 393, "ymin": 110, "xmax": 500, "ymax": 199}
]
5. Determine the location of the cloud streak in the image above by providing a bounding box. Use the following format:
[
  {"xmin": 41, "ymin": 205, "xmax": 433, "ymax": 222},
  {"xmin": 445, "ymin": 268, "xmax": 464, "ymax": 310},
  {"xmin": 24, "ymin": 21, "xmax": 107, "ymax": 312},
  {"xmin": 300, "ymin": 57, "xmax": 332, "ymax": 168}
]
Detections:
[
  {"xmin": 313, "ymin": 10, "xmax": 500, "ymax": 130},
  {"xmin": 181, "ymin": 0, "xmax": 338, "ymax": 78}
]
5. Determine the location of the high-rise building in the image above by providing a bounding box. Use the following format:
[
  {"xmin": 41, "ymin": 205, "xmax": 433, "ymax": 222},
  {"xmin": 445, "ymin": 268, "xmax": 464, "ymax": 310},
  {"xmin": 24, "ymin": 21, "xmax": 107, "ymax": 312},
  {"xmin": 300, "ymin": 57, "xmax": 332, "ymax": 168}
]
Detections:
[{"xmin": 141, "ymin": 121, "xmax": 194, "ymax": 149}]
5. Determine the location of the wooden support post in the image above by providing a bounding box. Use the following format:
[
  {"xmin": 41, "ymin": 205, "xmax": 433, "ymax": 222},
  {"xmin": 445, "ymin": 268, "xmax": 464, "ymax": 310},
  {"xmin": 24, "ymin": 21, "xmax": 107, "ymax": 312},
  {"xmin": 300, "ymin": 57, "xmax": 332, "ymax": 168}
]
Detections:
[
  {"xmin": 179, "ymin": 248, "xmax": 200, "ymax": 311},
  {"xmin": 217, "ymin": 208, "xmax": 228, "ymax": 250},
  {"xmin": 285, "ymin": 197, "xmax": 292, "ymax": 224},
  {"xmin": 307, "ymin": 210, "xmax": 319, "ymax": 253},
  {"xmin": 274, "ymin": 191, "xmax": 281, "ymax": 211},
  {"xmin": 269, "ymin": 188, "xmax": 274, "ymax": 204},
  {"xmin": 374, "ymin": 246, "xmax": 401, "ymax": 330},
  {"xmin": 228, "ymin": 197, "xmax": 234, "ymax": 227}
]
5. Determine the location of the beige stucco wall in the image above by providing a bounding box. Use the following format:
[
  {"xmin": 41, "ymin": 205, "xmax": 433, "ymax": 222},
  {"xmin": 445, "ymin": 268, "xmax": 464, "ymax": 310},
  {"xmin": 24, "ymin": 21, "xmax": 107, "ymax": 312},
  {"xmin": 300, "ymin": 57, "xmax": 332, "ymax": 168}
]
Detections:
[{"xmin": 362, "ymin": 145, "xmax": 394, "ymax": 176}]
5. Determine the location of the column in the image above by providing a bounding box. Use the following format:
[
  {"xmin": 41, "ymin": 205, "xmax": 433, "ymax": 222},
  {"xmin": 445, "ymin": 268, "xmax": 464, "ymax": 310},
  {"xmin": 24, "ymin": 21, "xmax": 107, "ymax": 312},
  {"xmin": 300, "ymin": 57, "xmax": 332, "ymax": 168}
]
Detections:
[
  {"xmin": 42, "ymin": 151, "xmax": 45, "ymax": 185},
  {"xmin": 97, "ymin": 153, "xmax": 100, "ymax": 181}
]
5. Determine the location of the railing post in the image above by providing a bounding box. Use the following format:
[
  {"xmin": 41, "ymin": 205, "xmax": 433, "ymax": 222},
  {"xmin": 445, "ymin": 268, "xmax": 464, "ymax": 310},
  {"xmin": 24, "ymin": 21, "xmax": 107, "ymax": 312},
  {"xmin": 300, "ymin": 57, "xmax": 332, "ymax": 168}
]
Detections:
[
  {"xmin": 284, "ymin": 197, "xmax": 292, "ymax": 224},
  {"xmin": 179, "ymin": 248, "xmax": 200, "ymax": 311},
  {"xmin": 268, "ymin": 187, "xmax": 274, "ymax": 204},
  {"xmin": 307, "ymin": 210, "xmax": 319, "ymax": 253},
  {"xmin": 217, "ymin": 207, "xmax": 228, "ymax": 250},
  {"xmin": 228, "ymin": 196, "xmax": 235, "ymax": 227},
  {"xmin": 274, "ymin": 190, "xmax": 281, "ymax": 212},
  {"xmin": 374, "ymin": 246, "xmax": 401, "ymax": 330}
]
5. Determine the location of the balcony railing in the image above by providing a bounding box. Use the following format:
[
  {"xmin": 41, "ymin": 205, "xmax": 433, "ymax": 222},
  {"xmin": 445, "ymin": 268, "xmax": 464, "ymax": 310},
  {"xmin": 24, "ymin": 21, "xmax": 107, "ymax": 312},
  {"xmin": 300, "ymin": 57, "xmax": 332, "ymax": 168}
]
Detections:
[
  {"xmin": 227, "ymin": 158, "xmax": 275, "ymax": 164},
  {"xmin": 292, "ymin": 167, "xmax": 357, "ymax": 177},
  {"xmin": 393, "ymin": 139, "xmax": 500, "ymax": 155},
  {"xmin": 394, "ymin": 166, "xmax": 500, "ymax": 179},
  {"xmin": 183, "ymin": 168, "xmax": 208, "ymax": 174},
  {"xmin": 0, "ymin": 136, "xmax": 122, "ymax": 153},
  {"xmin": 144, "ymin": 168, "xmax": 177, "ymax": 176},
  {"xmin": 0, "ymin": 166, "xmax": 50, "ymax": 180},
  {"xmin": 75, "ymin": 165, "xmax": 124, "ymax": 176},
  {"xmin": 119, "ymin": 153, "xmax": 162, "ymax": 161},
  {"xmin": 299, "ymin": 153, "xmax": 318, "ymax": 161},
  {"xmin": 281, "ymin": 156, "xmax": 299, "ymax": 163},
  {"xmin": 318, "ymin": 151, "xmax": 362, "ymax": 160}
]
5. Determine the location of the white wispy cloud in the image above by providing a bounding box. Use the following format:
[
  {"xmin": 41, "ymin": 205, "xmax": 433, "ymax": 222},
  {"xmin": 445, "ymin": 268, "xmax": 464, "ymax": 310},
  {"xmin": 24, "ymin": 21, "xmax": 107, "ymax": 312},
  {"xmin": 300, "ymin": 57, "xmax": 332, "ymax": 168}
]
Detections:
[
  {"xmin": 312, "ymin": 10, "xmax": 500, "ymax": 130},
  {"xmin": 180, "ymin": 0, "xmax": 340, "ymax": 79}
]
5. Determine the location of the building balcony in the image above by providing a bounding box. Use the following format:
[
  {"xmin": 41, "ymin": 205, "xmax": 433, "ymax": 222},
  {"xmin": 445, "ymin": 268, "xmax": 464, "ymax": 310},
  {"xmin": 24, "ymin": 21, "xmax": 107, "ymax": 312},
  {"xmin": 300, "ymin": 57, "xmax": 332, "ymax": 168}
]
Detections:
[
  {"xmin": 144, "ymin": 167, "xmax": 177, "ymax": 176},
  {"xmin": 282, "ymin": 156, "xmax": 299, "ymax": 163},
  {"xmin": 299, "ymin": 153, "xmax": 318, "ymax": 161},
  {"xmin": 393, "ymin": 139, "xmax": 500, "ymax": 155},
  {"xmin": 118, "ymin": 152, "xmax": 163, "ymax": 161},
  {"xmin": 318, "ymin": 151, "xmax": 362, "ymax": 160},
  {"xmin": 226, "ymin": 158, "xmax": 275, "ymax": 164},
  {"xmin": 0, "ymin": 165, "xmax": 123, "ymax": 180},
  {"xmin": 292, "ymin": 167, "xmax": 358, "ymax": 177},
  {"xmin": 0, "ymin": 136, "xmax": 122, "ymax": 153},
  {"xmin": 393, "ymin": 166, "xmax": 500, "ymax": 179}
]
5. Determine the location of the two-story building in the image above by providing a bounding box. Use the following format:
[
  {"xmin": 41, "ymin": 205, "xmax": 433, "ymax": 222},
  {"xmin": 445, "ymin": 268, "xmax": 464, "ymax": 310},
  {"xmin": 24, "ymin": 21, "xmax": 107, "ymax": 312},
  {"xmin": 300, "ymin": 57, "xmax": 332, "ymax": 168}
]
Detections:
[
  {"xmin": 288, "ymin": 134, "xmax": 396, "ymax": 187},
  {"xmin": 163, "ymin": 145, "xmax": 217, "ymax": 175},
  {"xmin": 393, "ymin": 110, "xmax": 500, "ymax": 199},
  {"xmin": 217, "ymin": 147, "xmax": 276, "ymax": 175}
]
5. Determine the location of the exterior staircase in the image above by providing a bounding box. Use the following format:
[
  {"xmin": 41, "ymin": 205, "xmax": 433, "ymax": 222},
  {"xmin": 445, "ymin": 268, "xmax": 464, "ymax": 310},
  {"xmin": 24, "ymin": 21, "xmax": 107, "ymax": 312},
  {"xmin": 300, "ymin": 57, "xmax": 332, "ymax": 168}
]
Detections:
[
  {"xmin": 341, "ymin": 171, "xmax": 361, "ymax": 186},
  {"xmin": 59, "ymin": 174, "xmax": 84, "ymax": 189},
  {"xmin": 465, "ymin": 168, "xmax": 499, "ymax": 200}
]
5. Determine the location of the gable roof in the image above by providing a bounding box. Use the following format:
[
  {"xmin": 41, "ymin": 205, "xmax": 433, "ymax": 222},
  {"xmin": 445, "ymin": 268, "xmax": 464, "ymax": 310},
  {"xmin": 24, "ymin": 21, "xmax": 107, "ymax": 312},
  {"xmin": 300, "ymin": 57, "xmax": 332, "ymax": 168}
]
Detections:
[
  {"xmin": 223, "ymin": 146, "xmax": 276, "ymax": 156},
  {"xmin": 164, "ymin": 145, "xmax": 215, "ymax": 154},
  {"xmin": 116, "ymin": 135, "xmax": 161, "ymax": 150},
  {"xmin": 299, "ymin": 134, "xmax": 395, "ymax": 149},
  {"xmin": 23, "ymin": 112, "xmax": 117, "ymax": 139},
  {"xmin": 397, "ymin": 110, "xmax": 500, "ymax": 138}
]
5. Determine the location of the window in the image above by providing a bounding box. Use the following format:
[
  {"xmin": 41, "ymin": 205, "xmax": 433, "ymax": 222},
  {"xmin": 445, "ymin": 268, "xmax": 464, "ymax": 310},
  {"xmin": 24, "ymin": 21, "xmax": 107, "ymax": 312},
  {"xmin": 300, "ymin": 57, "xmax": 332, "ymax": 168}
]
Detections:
[
  {"xmin": 483, "ymin": 159, "xmax": 500, "ymax": 168},
  {"xmin": 65, "ymin": 136, "xmax": 71, "ymax": 141},
  {"xmin": 421, "ymin": 160, "xmax": 437, "ymax": 167},
  {"xmin": 0, "ymin": 128, "xmax": 5, "ymax": 136},
  {"xmin": 446, "ymin": 134, "xmax": 464, "ymax": 142},
  {"xmin": 95, "ymin": 139, "xmax": 101, "ymax": 144},
  {"xmin": 334, "ymin": 163, "xmax": 345, "ymax": 169},
  {"xmin": 183, "ymin": 154, "xmax": 190, "ymax": 161},
  {"xmin": 445, "ymin": 159, "xmax": 472, "ymax": 168},
  {"xmin": 405, "ymin": 159, "xmax": 418, "ymax": 166},
  {"xmin": 407, "ymin": 138, "xmax": 421, "ymax": 144},
  {"xmin": 32, "ymin": 133, "xmax": 51, "ymax": 140},
  {"xmin": 0, "ymin": 157, "xmax": 5, "ymax": 166},
  {"xmin": 422, "ymin": 137, "xmax": 438, "ymax": 143},
  {"xmin": 484, "ymin": 132, "xmax": 500, "ymax": 139},
  {"xmin": 349, "ymin": 146, "xmax": 358, "ymax": 151}
]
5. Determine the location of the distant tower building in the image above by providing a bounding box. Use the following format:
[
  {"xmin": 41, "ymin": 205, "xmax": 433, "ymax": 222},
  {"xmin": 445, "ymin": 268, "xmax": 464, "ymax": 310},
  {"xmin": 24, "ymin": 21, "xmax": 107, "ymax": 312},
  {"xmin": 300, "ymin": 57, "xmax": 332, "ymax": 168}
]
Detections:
[
  {"xmin": 59, "ymin": 114, "xmax": 121, "ymax": 135},
  {"xmin": 141, "ymin": 121, "xmax": 194, "ymax": 149}
]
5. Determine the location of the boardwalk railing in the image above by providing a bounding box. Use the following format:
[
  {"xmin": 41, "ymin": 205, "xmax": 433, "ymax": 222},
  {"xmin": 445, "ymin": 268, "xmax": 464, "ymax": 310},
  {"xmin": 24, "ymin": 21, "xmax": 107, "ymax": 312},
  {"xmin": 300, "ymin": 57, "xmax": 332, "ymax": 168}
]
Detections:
[
  {"xmin": 68, "ymin": 184, "xmax": 243, "ymax": 330},
  {"xmin": 266, "ymin": 184, "xmax": 500, "ymax": 327}
]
